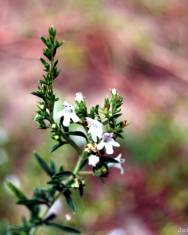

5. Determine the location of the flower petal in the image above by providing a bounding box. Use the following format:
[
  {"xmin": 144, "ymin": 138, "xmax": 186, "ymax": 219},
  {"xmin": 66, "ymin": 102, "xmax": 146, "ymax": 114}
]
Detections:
[
  {"xmin": 71, "ymin": 113, "xmax": 80, "ymax": 123},
  {"xmin": 75, "ymin": 92, "xmax": 84, "ymax": 102},
  {"xmin": 105, "ymin": 143, "xmax": 114, "ymax": 155},
  {"xmin": 63, "ymin": 115, "xmax": 71, "ymax": 127},
  {"xmin": 111, "ymin": 139, "xmax": 120, "ymax": 147},
  {"xmin": 88, "ymin": 155, "xmax": 100, "ymax": 166},
  {"xmin": 97, "ymin": 141, "xmax": 105, "ymax": 150},
  {"xmin": 97, "ymin": 128, "xmax": 103, "ymax": 139},
  {"xmin": 108, "ymin": 154, "xmax": 125, "ymax": 175},
  {"xmin": 90, "ymin": 131, "xmax": 97, "ymax": 142}
]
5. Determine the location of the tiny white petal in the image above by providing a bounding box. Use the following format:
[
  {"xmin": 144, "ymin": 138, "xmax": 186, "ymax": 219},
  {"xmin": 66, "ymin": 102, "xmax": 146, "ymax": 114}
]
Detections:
[
  {"xmin": 75, "ymin": 92, "xmax": 84, "ymax": 102},
  {"xmin": 97, "ymin": 133, "xmax": 120, "ymax": 154},
  {"xmin": 86, "ymin": 117, "xmax": 103, "ymax": 142},
  {"xmin": 57, "ymin": 102, "xmax": 80, "ymax": 127},
  {"xmin": 111, "ymin": 139, "xmax": 120, "ymax": 147},
  {"xmin": 105, "ymin": 142, "xmax": 114, "ymax": 155},
  {"xmin": 88, "ymin": 154, "xmax": 100, "ymax": 167},
  {"xmin": 115, "ymin": 154, "xmax": 125, "ymax": 163},
  {"xmin": 63, "ymin": 115, "xmax": 71, "ymax": 127},
  {"xmin": 88, "ymin": 129, "xmax": 97, "ymax": 142},
  {"xmin": 97, "ymin": 141, "xmax": 105, "ymax": 150},
  {"xmin": 71, "ymin": 112, "xmax": 80, "ymax": 123},
  {"xmin": 111, "ymin": 88, "xmax": 117, "ymax": 95},
  {"xmin": 108, "ymin": 154, "xmax": 125, "ymax": 175}
]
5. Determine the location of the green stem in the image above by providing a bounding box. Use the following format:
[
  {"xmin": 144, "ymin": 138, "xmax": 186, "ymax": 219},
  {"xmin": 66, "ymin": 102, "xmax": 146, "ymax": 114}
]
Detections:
[
  {"xmin": 73, "ymin": 152, "xmax": 86, "ymax": 175},
  {"xmin": 79, "ymin": 171, "xmax": 93, "ymax": 175}
]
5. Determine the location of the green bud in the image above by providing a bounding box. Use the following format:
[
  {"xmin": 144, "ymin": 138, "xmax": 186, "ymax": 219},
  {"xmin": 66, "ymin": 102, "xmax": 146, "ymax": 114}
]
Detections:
[
  {"xmin": 51, "ymin": 123, "xmax": 57, "ymax": 129},
  {"xmin": 54, "ymin": 135, "xmax": 60, "ymax": 140},
  {"xmin": 39, "ymin": 104, "xmax": 45, "ymax": 110},
  {"xmin": 93, "ymin": 163, "xmax": 109, "ymax": 177},
  {"xmin": 49, "ymin": 27, "xmax": 56, "ymax": 37}
]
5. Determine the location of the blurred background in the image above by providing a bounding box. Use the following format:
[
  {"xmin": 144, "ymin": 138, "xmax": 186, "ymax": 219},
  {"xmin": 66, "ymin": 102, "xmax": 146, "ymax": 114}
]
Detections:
[{"xmin": 0, "ymin": 0, "xmax": 188, "ymax": 234}]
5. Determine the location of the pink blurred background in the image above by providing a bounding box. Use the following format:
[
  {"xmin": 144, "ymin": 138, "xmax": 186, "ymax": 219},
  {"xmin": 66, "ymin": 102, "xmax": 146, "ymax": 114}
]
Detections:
[{"xmin": 0, "ymin": 1, "xmax": 188, "ymax": 235}]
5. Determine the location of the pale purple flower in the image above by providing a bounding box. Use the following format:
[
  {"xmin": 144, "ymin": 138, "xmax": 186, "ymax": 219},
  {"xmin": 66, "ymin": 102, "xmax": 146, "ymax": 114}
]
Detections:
[
  {"xmin": 57, "ymin": 102, "xmax": 80, "ymax": 127},
  {"xmin": 86, "ymin": 117, "xmax": 103, "ymax": 142},
  {"xmin": 97, "ymin": 133, "xmax": 120, "ymax": 154},
  {"xmin": 88, "ymin": 154, "xmax": 100, "ymax": 167},
  {"xmin": 107, "ymin": 154, "xmax": 125, "ymax": 175}
]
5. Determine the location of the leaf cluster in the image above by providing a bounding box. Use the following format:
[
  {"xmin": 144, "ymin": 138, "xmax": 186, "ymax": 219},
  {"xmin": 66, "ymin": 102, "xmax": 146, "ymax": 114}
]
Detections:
[
  {"xmin": 7, "ymin": 152, "xmax": 81, "ymax": 234},
  {"xmin": 7, "ymin": 27, "xmax": 80, "ymax": 235},
  {"xmin": 32, "ymin": 27, "xmax": 63, "ymax": 129}
]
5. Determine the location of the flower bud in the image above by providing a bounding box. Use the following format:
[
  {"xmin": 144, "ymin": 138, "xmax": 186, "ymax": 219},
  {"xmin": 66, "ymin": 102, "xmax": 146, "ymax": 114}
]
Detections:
[
  {"xmin": 51, "ymin": 123, "xmax": 57, "ymax": 129},
  {"xmin": 54, "ymin": 135, "xmax": 60, "ymax": 140},
  {"xmin": 111, "ymin": 88, "xmax": 117, "ymax": 96},
  {"xmin": 93, "ymin": 163, "xmax": 108, "ymax": 177}
]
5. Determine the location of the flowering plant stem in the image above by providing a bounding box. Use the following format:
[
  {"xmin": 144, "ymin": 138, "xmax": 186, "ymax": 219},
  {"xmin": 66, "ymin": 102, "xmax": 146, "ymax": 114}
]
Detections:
[{"xmin": 6, "ymin": 27, "xmax": 126, "ymax": 235}]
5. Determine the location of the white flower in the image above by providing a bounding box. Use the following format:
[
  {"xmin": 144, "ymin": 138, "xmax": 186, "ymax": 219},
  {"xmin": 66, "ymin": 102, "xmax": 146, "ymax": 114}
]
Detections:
[
  {"xmin": 47, "ymin": 199, "xmax": 62, "ymax": 216},
  {"xmin": 108, "ymin": 154, "xmax": 125, "ymax": 175},
  {"xmin": 111, "ymin": 88, "xmax": 117, "ymax": 96},
  {"xmin": 97, "ymin": 133, "xmax": 120, "ymax": 154},
  {"xmin": 75, "ymin": 92, "xmax": 84, "ymax": 102},
  {"xmin": 88, "ymin": 154, "xmax": 100, "ymax": 167},
  {"xmin": 86, "ymin": 117, "xmax": 103, "ymax": 142},
  {"xmin": 57, "ymin": 102, "xmax": 80, "ymax": 127}
]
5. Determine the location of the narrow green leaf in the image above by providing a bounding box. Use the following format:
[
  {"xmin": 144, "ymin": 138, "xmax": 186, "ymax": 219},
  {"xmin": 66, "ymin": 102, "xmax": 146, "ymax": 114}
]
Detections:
[
  {"xmin": 109, "ymin": 113, "xmax": 122, "ymax": 120},
  {"xmin": 31, "ymin": 91, "xmax": 45, "ymax": 99},
  {"xmin": 6, "ymin": 182, "xmax": 26, "ymax": 200},
  {"xmin": 63, "ymin": 190, "xmax": 75, "ymax": 212},
  {"xmin": 41, "ymin": 36, "xmax": 47, "ymax": 45},
  {"xmin": 34, "ymin": 152, "xmax": 53, "ymax": 177},
  {"xmin": 17, "ymin": 198, "xmax": 47, "ymax": 206},
  {"xmin": 51, "ymin": 141, "xmax": 67, "ymax": 152},
  {"xmin": 49, "ymin": 27, "xmax": 56, "ymax": 37},
  {"xmin": 49, "ymin": 161, "xmax": 57, "ymax": 175}
]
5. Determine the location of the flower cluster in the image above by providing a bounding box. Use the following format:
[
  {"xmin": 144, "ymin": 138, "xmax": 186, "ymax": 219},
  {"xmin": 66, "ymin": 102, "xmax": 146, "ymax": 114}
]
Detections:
[
  {"xmin": 6, "ymin": 27, "xmax": 127, "ymax": 235},
  {"xmin": 56, "ymin": 88, "xmax": 126, "ymax": 177}
]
